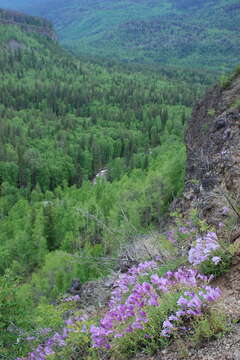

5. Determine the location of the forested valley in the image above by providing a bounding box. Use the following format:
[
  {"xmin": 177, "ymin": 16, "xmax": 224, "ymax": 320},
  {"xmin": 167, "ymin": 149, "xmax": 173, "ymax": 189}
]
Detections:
[
  {"xmin": 0, "ymin": 9, "xmax": 237, "ymax": 360},
  {"xmin": 0, "ymin": 21, "xmax": 201, "ymax": 357}
]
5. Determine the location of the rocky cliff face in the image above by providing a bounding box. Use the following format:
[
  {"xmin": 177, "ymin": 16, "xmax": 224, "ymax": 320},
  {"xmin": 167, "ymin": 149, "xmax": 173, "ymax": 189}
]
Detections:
[
  {"xmin": 181, "ymin": 70, "xmax": 240, "ymax": 232},
  {"xmin": 0, "ymin": 8, "xmax": 57, "ymax": 41}
]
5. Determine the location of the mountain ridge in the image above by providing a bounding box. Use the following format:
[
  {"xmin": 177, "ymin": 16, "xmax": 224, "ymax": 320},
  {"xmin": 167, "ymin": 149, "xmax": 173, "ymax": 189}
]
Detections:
[
  {"xmin": 0, "ymin": 0, "xmax": 239, "ymax": 71},
  {"xmin": 0, "ymin": 8, "xmax": 57, "ymax": 41}
]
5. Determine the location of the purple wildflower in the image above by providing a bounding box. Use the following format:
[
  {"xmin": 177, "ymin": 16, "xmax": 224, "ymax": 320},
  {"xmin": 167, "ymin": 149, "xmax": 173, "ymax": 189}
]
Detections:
[{"xmin": 212, "ymin": 256, "xmax": 221, "ymax": 265}]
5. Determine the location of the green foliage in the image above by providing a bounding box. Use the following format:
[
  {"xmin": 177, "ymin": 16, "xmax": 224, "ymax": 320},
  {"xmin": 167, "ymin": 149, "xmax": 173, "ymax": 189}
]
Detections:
[
  {"xmin": 48, "ymin": 320, "xmax": 98, "ymax": 360},
  {"xmin": 201, "ymin": 123, "xmax": 210, "ymax": 134},
  {"xmin": 199, "ymin": 247, "xmax": 233, "ymax": 278},
  {"xmin": 207, "ymin": 108, "xmax": 216, "ymax": 116},
  {"xmin": 219, "ymin": 74, "xmax": 233, "ymax": 89},
  {"xmin": 0, "ymin": 25, "xmax": 192, "ymax": 194},
  {"xmin": 219, "ymin": 64, "xmax": 240, "ymax": 89},
  {"xmin": 112, "ymin": 292, "xmax": 180, "ymax": 359},
  {"xmin": 191, "ymin": 310, "xmax": 228, "ymax": 345},
  {"xmin": 0, "ymin": 24, "xmax": 191, "ymax": 285},
  {"xmin": 27, "ymin": 246, "xmax": 107, "ymax": 302},
  {"xmin": 155, "ymin": 257, "xmax": 187, "ymax": 277},
  {"xmin": 34, "ymin": 303, "xmax": 65, "ymax": 331},
  {"xmin": 0, "ymin": 271, "xmax": 20, "ymax": 346},
  {"xmin": 0, "ymin": 200, "xmax": 48, "ymax": 275},
  {"xmin": 235, "ymin": 65, "xmax": 240, "ymax": 75},
  {"xmin": 32, "ymin": 300, "xmax": 82, "ymax": 337},
  {"xmin": 167, "ymin": 309, "xmax": 228, "ymax": 358},
  {"xmin": 231, "ymin": 98, "xmax": 240, "ymax": 110},
  {"xmin": 0, "ymin": 271, "xmax": 32, "ymax": 359}
]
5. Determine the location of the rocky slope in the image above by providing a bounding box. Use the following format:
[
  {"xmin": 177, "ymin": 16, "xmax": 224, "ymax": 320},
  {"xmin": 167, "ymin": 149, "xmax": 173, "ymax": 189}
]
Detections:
[
  {"xmin": 0, "ymin": 8, "xmax": 57, "ymax": 40},
  {"xmin": 181, "ymin": 70, "xmax": 240, "ymax": 233},
  {"xmin": 160, "ymin": 69, "xmax": 240, "ymax": 360},
  {"xmin": 78, "ymin": 71, "xmax": 240, "ymax": 359}
]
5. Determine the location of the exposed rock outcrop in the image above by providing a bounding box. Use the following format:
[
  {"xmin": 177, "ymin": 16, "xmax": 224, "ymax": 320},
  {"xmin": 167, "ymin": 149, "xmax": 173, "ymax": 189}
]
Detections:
[{"xmin": 178, "ymin": 71, "xmax": 240, "ymax": 233}]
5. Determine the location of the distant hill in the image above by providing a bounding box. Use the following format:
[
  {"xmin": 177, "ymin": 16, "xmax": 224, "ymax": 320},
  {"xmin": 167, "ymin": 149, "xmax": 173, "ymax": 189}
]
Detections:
[
  {"xmin": 0, "ymin": 0, "xmax": 239, "ymax": 71},
  {"xmin": 0, "ymin": 8, "xmax": 56, "ymax": 40}
]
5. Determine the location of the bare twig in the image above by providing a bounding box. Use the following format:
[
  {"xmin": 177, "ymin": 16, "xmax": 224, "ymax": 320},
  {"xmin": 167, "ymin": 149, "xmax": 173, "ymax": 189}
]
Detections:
[
  {"xmin": 222, "ymin": 192, "xmax": 240, "ymax": 218},
  {"xmin": 229, "ymin": 338, "xmax": 240, "ymax": 349},
  {"xmin": 230, "ymin": 230, "xmax": 240, "ymax": 243},
  {"xmin": 75, "ymin": 207, "xmax": 116, "ymax": 234}
]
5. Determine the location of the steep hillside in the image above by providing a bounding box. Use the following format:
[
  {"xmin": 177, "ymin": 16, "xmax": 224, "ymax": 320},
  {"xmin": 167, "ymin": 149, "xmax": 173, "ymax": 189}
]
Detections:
[
  {"xmin": 0, "ymin": 19, "xmax": 204, "ymax": 359},
  {"xmin": 159, "ymin": 67, "xmax": 240, "ymax": 360},
  {"xmin": 0, "ymin": 8, "xmax": 56, "ymax": 40},
  {"xmin": 183, "ymin": 68, "xmax": 240, "ymax": 230},
  {"xmin": 11, "ymin": 70, "xmax": 240, "ymax": 360},
  {"xmin": 0, "ymin": 0, "xmax": 240, "ymax": 71}
]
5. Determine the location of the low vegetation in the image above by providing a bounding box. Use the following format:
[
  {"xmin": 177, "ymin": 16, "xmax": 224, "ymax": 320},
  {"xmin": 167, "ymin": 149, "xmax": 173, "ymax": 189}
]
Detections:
[{"xmin": 14, "ymin": 215, "xmax": 235, "ymax": 360}]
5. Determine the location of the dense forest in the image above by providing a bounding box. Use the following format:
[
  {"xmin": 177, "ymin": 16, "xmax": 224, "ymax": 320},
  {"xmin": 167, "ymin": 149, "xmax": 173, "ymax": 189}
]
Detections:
[
  {"xmin": 0, "ymin": 8, "xmax": 56, "ymax": 41},
  {"xmin": 0, "ymin": 22, "xmax": 198, "ymax": 275},
  {"xmin": 0, "ymin": 21, "xmax": 210, "ymax": 359},
  {"xmin": 1, "ymin": 0, "xmax": 240, "ymax": 71}
]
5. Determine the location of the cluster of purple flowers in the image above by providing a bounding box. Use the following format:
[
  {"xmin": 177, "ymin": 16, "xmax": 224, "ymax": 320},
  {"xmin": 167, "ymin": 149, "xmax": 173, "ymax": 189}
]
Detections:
[
  {"xmin": 16, "ymin": 314, "xmax": 87, "ymax": 360},
  {"xmin": 188, "ymin": 231, "xmax": 221, "ymax": 266},
  {"xmin": 90, "ymin": 261, "xmax": 158, "ymax": 348},
  {"xmin": 166, "ymin": 219, "xmax": 196, "ymax": 244},
  {"xmin": 16, "ymin": 294, "xmax": 86, "ymax": 359},
  {"xmin": 162, "ymin": 285, "xmax": 221, "ymax": 336},
  {"xmin": 25, "ymin": 328, "xmax": 51, "ymax": 342},
  {"xmin": 16, "ymin": 332, "xmax": 67, "ymax": 360},
  {"xmin": 16, "ymin": 230, "xmax": 224, "ymax": 359},
  {"xmin": 90, "ymin": 263, "xmax": 218, "ymax": 349},
  {"xmin": 62, "ymin": 295, "xmax": 80, "ymax": 302},
  {"xmin": 109, "ymin": 261, "xmax": 158, "ymax": 307}
]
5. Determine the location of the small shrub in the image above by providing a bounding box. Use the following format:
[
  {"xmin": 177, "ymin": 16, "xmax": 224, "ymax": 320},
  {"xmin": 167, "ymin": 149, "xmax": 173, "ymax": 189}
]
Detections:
[
  {"xmin": 199, "ymin": 248, "xmax": 232, "ymax": 277},
  {"xmin": 219, "ymin": 74, "xmax": 233, "ymax": 89},
  {"xmin": 29, "ymin": 246, "xmax": 108, "ymax": 302},
  {"xmin": 234, "ymin": 65, "xmax": 240, "ymax": 77},
  {"xmin": 48, "ymin": 320, "xmax": 98, "ymax": 360},
  {"xmin": 0, "ymin": 271, "xmax": 33, "ymax": 359},
  {"xmin": 207, "ymin": 109, "xmax": 215, "ymax": 116},
  {"xmin": 34, "ymin": 303, "xmax": 65, "ymax": 331},
  {"xmin": 191, "ymin": 309, "xmax": 228, "ymax": 345},
  {"xmin": 219, "ymin": 66, "xmax": 240, "ymax": 89},
  {"xmin": 112, "ymin": 292, "xmax": 179, "ymax": 359},
  {"xmin": 201, "ymin": 123, "xmax": 209, "ymax": 134},
  {"xmin": 189, "ymin": 179, "xmax": 200, "ymax": 186},
  {"xmin": 231, "ymin": 98, "xmax": 240, "ymax": 110}
]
